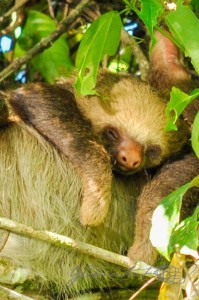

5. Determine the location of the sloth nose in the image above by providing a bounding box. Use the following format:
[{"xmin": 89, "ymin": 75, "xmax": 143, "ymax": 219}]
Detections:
[
  {"xmin": 116, "ymin": 138, "xmax": 143, "ymax": 171},
  {"xmin": 117, "ymin": 149, "xmax": 142, "ymax": 170}
]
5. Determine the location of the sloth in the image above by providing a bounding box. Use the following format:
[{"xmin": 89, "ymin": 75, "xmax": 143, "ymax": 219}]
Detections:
[
  {"xmin": 9, "ymin": 71, "xmax": 188, "ymax": 227},
  {"xmin": 0, "ymin": 31, "xmax": 198, "ymax": 298}
]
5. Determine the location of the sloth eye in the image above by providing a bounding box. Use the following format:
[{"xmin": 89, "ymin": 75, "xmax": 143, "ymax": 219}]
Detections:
[
  {"xmin": 104, "ymin": 126, "xmax": 119, "ymax": 141},
  {"xmin": 146, "ymin": 144, "xmax": 161, "ymax": 159}
]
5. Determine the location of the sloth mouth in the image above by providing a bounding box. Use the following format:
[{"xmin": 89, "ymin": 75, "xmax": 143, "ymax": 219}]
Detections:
[{"xmin": 112, "ymin": 164, "xmax": 142, "ymax": 176}]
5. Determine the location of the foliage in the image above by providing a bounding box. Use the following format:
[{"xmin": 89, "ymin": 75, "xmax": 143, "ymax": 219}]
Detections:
[
  {"xmin": 150, "ymin": 176, "xmax": 199, "ymax": 261},
  {"xmin": 16, "ymin": 10, "xmax": 72, "ymax": 82},
  {"xmin": 165, "ymin": 88, "xmax": 199, "ymax": 132},
  {"xmin": 74, "ymin": 11, "xmax": 122, "ymax": 95},
  {"xmin": 165, "ymin": 2, "xmax": 199, "ymax": 73}
]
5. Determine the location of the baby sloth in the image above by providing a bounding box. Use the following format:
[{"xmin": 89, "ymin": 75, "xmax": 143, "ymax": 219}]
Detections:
[{"xmin": 9, "ymin": 71, "xmax": 188, "ymax": 227}]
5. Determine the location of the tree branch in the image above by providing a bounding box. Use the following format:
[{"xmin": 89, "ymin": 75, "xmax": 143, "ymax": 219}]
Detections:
[
  {"xmin": 0, "ymin": 0, "xmax": 90, "ymax": 83},
  {"xmin": 0, "ymin": 217, "xmax": 161, "ymax": 280}
]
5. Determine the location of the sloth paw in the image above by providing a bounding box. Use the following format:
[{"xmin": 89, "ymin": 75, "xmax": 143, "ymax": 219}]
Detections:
[
  {"xmin": 128, "ymin": 241, "xmax": 158, "ymax": 265},
  {"xmin": 80, "ymin": 196, "xmax": 110, "ymax": 226}
]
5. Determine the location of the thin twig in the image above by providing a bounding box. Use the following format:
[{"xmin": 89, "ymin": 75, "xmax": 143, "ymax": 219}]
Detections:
[
  {"xmin": 0, "ymin": 217, "xmax": 162, "ymax": 280},
  {"xmin": 47, "ymin": 0, "xmax": 55, "ymax": 19},
  {"xmin": 3, "ymin": 0, "xmax": 30, "ymax": 17},
  {"xmin": 128, "ymin": 277, "xmax": 157, "ymax": 300},
  {"xmin": 0, "ymin": 0, "xmax": 90, "ymax": 83},
  {"xmin": 121, "ymin": 29, "xmax": 149, "ymax": 81}
]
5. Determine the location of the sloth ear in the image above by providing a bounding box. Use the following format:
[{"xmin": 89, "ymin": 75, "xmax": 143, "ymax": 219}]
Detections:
[{"xmin": 148, "ymin": 31, "xmax": 190, "ymax": 96}]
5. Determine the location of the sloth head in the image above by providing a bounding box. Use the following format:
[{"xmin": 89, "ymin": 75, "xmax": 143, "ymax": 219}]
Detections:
[{"xmin": 77, "ymin": 72, "xmax": 189, "ymax": 175}]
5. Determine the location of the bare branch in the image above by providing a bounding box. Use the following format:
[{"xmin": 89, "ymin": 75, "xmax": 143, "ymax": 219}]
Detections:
[{"xmin": 0, "ymin": 217, "xmax": 161, "ymax": 280}]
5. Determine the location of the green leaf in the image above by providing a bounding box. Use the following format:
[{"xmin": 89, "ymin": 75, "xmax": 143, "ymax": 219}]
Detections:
[
  {"xmin": 169, "ymin": 206, "xmax": 199, "ymax": 259},
  {"xmin": 74, "ymin": 11, "xmax": 122, "ymax": 96},
  {"xmin": 18, "ymin": 10, "xmax": 72, "ymax": 82},
  {"xmin": 192, "ymin": 111, "xmax": 199, "ymax": 158},
  {"xmin": 32, "ymin": 38, "xmax": 72, "ymax": 83},
  {"xmin": 165, "ymin": 2, "xmax": 199, "ymax": 74},
  {"xmin": 18, "ymin": 11, "xmax": 56, "ymax": 50},
  {"xmin": 138, "ymin": 0, "xmax": 164, "ymax": 46},
  {"xmin": 150, "ymin": 176, "xmax": 199, "ymax": 260},
  {"xmin": 126, "ymin": 0, "xmax": 164, "ymax": 46},
  {"xmin": 165, "ymin": 87, "xmax": 199, "ymax": 131}
]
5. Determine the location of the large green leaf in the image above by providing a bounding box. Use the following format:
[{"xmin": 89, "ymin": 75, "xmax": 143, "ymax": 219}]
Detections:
[
  {"xmin": 150, "ymin": 176, "xmax": 199, "ymax": 260},
  {"xmin": 165, "ymin": 88, "xmax": 199, "ymax": 131},
  {"xmin": 18, "ymin": 10, "xmax": 72, "ymax": 82},
  {"xmin": 74, "ymin": 11, "xmax": 122, "ymax": 96},
  {"xmin": 137, "ymin": 0, "xmax": 164, "ymax": 46},
  {"xmin": 165, "ymin": 2, "xmax": 199, "ymax": 74}
]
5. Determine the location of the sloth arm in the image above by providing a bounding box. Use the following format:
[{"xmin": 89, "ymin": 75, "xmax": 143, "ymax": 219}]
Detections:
[
  {"xmin": 128, "ymin": 153, "xmax": 199, "ymax": 264},
  {"xmin": 10, "ymin": 83, "xmax": 112, "ymax": 226}
]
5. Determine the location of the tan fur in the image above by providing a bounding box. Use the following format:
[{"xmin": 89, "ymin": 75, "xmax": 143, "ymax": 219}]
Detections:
[{"xmin": 77, "ymin": 73, "xmax": 188, "ymax": 160}]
